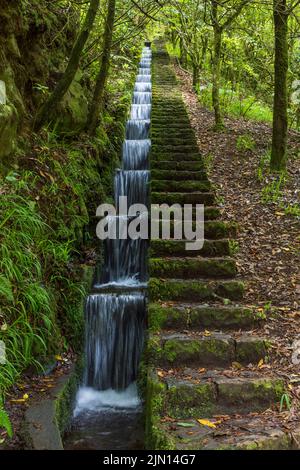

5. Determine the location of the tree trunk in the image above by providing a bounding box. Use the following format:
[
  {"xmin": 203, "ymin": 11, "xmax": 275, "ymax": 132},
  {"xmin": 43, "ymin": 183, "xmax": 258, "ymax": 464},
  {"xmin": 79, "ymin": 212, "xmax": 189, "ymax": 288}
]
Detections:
[
  {"xmin": 179, "ymin": 37, "xmax": 187, "ymax": 68},
  {"xmin": 192, "ymin": 63, "xmax": 200, "ymax": 90},
  {"xmin": 88, "ymin": 0, "xmax": 116, "ymax": 135},
  {"xmin": 34, "ymin": 0, "xmax": 100, "ymax": 131},
  {"xmin": 212, "ymin": 24, "xmax": 223, "ymax": 129},
  {"xmin": 271, "ymin": 0, "xmax": 289, "ymax": 171}
]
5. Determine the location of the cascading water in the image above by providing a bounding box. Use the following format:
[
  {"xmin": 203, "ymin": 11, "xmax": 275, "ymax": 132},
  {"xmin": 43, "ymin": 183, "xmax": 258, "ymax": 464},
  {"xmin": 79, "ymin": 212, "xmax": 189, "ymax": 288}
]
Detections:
[{"xmin": 64, "ymin": 45, "xmax": 152, "ymax": 451}]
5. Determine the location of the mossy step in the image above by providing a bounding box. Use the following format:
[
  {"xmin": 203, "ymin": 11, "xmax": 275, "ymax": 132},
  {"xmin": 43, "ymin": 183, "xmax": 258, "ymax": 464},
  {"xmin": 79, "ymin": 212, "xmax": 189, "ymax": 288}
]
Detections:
[
  {"xmin": 157, "ymin": 371, "xmax": 284, "ymax": 418},
  {"xmin": 150, "ymin": 220, "xmax": 237, "ymax": 240},
  {"xmin": 151, "ymin": 131, "xmax": 196, "ymax": 140},
  {"xmin": 151, "ymin": 191, "xmax": 215, "ymax": 206},
  {"xmin": 151, "ymin": 135, "xmax": 197, "ymax": 148},
  {"xmin": 152, "ymin": 145, "xmax": 198, "ymax": 154},
  {"xmin": 151, "ymin": 153, "xmax": 203, "ymax": 162},
  {"xmin": 146, "ymin": 396, "xmax": 295, "ymax": 451},
  {"xmin": 151, "ymin": 170, "xmax": 208, "ymax": 182},
  {"xmin": 151, "ymin": 138, "xmax": 198, "ymax": 147},
  {"xmin": 150, "ymin": 239, "xmax": 230, "ymax": 257},
  {"xmin": 150, "ymin": 278, "xmax": 244, "ymax": 302},
  {"xmin": 151, "ymin": 123, "xmax": 193, "ymax": 130},
  {"xmin": 149, "ymin": 332, "xmax": 269, "ymax": 367},
  {"xmin": 151, "ymin": 120, "xmax": 192, "ymax": 127},
  {"xmin": 151, "ymin": 180, "xmax": 211, "ymax": 193},
  {"xmin": 150, "ymin": 257, "xmax": 237, "ymax": 279},
  {"xmin": 151, "ymin": 161, "xmax": 205, "ymax": 171},
  {"xmin": 148, "ymin": 303, "xmax": 263, "ymax": 330}
]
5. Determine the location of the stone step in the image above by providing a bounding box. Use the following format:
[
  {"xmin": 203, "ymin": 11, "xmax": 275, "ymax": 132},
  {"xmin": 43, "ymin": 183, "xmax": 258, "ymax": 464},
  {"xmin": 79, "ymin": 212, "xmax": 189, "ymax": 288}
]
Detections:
[
  {"xmin": 149, "ymin": 278, "xmax": 245, "ymax": 302},
  {"xmin": 151, "ymin": 369, "xmax": 284, "ymax": 418},
  {"xmin": 151, "ymin": 191, "xmax": 215, "ymax": 206},
  {"xmin": 151, "ymin": 122, "xmax": 193, "ymax": 130},
  {"xmin": 151, "ymin": 180, "xmax": 211, "ymax": 193},
  {"xmin": 150, "ymin": 257, "xmax": 237, "ymax": 279},
  {"xmin": 151, "ymin": 138, "xmax": 198, "ymax": 147},
  {"xmin": 151, "ymin": 153, "xmax": 203, "ymax": 162},
  {"xmin": 146, "ymin": 377, "xmax": 294, "ymax": 450},
  {"xmin": 149, "ymin": 332, "xmax": 270, "ymax": 367},
  {"xmin": 151, "ymin": 160, "xmax": 205, "ymax": 171},
  {"xmin": 152, "ymin": 144, "xmax": 199, "ymax": 153},
  {"xmin": 151, "ymin": 125, "xmax": 193, "ymax": 132},
  {"xmin": 151, "ymin": 120, "xmax": 192, "ymax": 128},
  {"xmin": 150, "ymin": 220, "xmax": 237, "ymax": 240},
  {"xmin": 150, "ymin": 239, "xmax": 230, "ymax": 257},
  {"xmin": 148, "ymin": 303, "xmax": 263, "ymax": 330},
  {"xmin": 151, "ymin": 170, "xmax": 208, "ymax": 181}
]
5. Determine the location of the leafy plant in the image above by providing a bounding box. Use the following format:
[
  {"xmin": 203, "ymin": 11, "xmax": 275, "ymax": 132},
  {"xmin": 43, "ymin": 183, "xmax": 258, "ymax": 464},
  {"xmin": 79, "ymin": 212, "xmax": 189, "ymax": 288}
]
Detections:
[
  {"xmin": 236, "ymin": 134, "xmax": 256, "ymax": 152},
  {"xmin": 280, "ymin": 393, "xmax": 291, "ymax": 412},
  {"xmin": 0, "ymin": 407, "xmax": 12, "ymax": 438}
]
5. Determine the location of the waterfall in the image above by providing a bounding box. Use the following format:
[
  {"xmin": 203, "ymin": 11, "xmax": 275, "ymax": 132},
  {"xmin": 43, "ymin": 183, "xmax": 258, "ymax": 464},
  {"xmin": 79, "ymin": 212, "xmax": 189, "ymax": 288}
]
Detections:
[
  {"xmin": 84, "ymin": 294, "xmax": 146, "ymax": 391},
  {"xmin": 78, "ymin": 45, "xmax": 152, "ymax": 408}
]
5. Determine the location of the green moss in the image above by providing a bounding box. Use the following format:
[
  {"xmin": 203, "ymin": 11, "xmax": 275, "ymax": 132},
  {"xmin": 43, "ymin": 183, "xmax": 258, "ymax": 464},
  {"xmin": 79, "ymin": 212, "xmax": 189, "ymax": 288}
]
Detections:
[
  {"xmin": 151, "ymin": 180, "xmax": 211, "ymax": 193},
  {"xmin": 145, "ymin": 370, "xmax": 176, "ymax": 450},
  {"xmin": 166, "ymin": 381, "xmax": 216, "ymax": 418},
  {"xmin": 149, "ymin": 278, "xmax": 244, "ymax": 302},
  {"xmin": 236, "ymin": 337, "xmax": 269, "ymax": 364},
  {"xmin": 149, "ymin": 257, "xmax": 237, "ymax": 279},
  {"xmin": 151, "ymin": 335, "xmax": 235, "ymax": 367},
  {"xmin": 0, "ymin": 104, "xmax": 18, "ymax": 162}
]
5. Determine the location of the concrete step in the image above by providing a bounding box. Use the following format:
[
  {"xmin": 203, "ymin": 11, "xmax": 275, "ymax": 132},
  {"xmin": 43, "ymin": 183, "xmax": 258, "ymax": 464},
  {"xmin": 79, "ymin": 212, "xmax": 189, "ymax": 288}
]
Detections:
[
  {"xmin": 148, "ymin": 302, "xmax": 264, "ymax": 330},
  {"xmin": 149, "ymin": 257, "xmax": 237, "ymax": 279},
  {"xmin": 149, "ymin": 278, "xmax": 245, "ymax": 302}
]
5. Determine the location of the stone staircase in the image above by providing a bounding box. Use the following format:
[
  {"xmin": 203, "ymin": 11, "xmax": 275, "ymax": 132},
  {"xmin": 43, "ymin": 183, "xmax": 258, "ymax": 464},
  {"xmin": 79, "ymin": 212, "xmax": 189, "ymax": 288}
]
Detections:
[{"xmin": 145, "ymin": 43, "xmax": 295, "ymax": 450}]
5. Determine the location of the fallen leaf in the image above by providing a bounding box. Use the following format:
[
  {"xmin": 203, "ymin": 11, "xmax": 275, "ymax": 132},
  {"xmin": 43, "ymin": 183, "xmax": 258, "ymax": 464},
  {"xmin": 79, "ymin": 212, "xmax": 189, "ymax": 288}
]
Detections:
[
  {"xmin": 258, "ymin": 359, "xmax": 264, "ymax": 368},
  {"xmin": 197, "ymin": 419, "xmax": 217, "ymax": 429},
  {"xmin": 177, "ymin": 422, "xmax": 195, "ymax": 428}
]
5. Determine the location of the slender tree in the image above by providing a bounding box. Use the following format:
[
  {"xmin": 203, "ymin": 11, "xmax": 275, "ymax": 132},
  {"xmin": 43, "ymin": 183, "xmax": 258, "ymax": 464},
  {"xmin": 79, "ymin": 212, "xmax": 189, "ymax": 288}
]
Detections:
[
  {"xmin": 210, "ymin": 0, "xmax": 250, "ymax": 129},
  {"xmin": 270, "ymin": 0, "xmax": 289, "ymax": 170},
  {"xmin": 34, "ymin": 0, "xmax": 101, "ymax": 131},
  {"xmin": 88, "ymin": 0, "xmax": 117, "ymax": 135}
]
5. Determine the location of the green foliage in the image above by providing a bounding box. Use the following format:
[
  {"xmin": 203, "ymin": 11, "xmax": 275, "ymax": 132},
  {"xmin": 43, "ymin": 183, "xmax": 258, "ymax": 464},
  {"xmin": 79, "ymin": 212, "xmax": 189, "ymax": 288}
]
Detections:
[
  {"xmin": 261, "ymin": 174, "xmax": 286, "ymax": 204},
  {"xmin": 0, "ymin": 407, "xmax": 12, "ymax": 438},
  {"xmin": 280, "ymin": 393, "xmax": 291, "ymax": 412},
  {"xmin": 236, "ymin": 134, "xmax": 256, "ymax": 152}
]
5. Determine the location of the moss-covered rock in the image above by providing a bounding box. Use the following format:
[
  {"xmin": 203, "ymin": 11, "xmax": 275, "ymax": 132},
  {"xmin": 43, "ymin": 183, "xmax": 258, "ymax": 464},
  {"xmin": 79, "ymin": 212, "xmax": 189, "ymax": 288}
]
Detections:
[
  {"xmin": 0, "ymin": 103, "xmax": 18, "ymax": 161},
  {"xmin": 56, "ymin": 73, "xmax": 89, "ymax": 133}
]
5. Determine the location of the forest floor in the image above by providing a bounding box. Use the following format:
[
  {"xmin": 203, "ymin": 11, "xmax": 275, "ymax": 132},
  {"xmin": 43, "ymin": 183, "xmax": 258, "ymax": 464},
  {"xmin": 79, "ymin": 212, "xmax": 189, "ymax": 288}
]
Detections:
[{"xmin": 174, "ymin": 64, "xmax": 300, "ymax": 426}]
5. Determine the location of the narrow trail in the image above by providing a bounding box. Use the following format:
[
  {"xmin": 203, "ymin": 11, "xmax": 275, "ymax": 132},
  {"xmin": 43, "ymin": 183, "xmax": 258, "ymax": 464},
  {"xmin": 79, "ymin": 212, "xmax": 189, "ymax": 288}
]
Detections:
[{"xmin": 146, "ymin": 42, "xmax": 300, "ymax": 450}]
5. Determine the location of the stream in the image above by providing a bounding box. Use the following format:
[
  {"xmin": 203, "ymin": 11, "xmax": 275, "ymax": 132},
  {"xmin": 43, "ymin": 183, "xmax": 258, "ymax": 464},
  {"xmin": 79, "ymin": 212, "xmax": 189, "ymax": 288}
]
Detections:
[{"xmin": 64, "ymin": 45, "xmax": 152, "ymax": 450}]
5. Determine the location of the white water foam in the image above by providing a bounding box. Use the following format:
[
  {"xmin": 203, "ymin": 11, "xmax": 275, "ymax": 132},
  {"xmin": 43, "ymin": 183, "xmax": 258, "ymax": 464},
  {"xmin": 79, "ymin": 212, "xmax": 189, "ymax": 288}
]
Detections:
[{"xmin": 74, "ymin": 383, "xmax": 141, "ymax": 416}]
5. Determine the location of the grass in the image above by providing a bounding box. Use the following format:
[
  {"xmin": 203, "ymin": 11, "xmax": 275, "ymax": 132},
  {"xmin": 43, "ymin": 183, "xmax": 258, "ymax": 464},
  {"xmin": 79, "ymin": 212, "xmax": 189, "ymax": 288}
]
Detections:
[
  {"xmin": 198, "ymin": 85, "xmax": 273, "ymax": 124},
  {"xmin": 236, "ymin": 134, "xmax": 256, "ymax": 152}
]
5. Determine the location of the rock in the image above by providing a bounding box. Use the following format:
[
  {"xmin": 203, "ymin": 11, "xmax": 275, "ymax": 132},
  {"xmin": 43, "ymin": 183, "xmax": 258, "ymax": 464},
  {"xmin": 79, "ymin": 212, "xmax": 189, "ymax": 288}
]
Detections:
[
  {"xmin": 0, "ymin": 103, "xmax": 18, "ymax": 159},
  {"xmin": 57, "ymin": 73, "xmax": 89, "ymax": 133}
]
